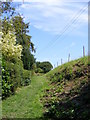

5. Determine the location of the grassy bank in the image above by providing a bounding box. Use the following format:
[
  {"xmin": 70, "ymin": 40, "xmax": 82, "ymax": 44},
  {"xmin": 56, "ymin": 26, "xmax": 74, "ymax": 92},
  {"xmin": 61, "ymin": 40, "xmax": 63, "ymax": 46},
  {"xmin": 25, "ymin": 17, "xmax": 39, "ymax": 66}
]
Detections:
[{"xmin": 42, "ymin": 56, "xmax": 90, "ymax": 120}]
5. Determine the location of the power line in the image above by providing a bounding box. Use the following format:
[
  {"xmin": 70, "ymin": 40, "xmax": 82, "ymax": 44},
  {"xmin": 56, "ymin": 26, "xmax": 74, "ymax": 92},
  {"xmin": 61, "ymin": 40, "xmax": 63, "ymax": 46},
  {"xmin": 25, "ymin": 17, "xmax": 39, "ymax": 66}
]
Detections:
[
  {"xmin": 52, "ymin": 4, "xmax": 87, "ymax": 46},
  {"xmin": 50, "ymin": 5, "xmax": 88, "ymax": 49},
  {"xmin": 47, "ymin": 4, "xmax": 88, "ymax": 49},
  {"xmin": 38, "ymin": 3, "xmax": 88, "ymax": 53}
]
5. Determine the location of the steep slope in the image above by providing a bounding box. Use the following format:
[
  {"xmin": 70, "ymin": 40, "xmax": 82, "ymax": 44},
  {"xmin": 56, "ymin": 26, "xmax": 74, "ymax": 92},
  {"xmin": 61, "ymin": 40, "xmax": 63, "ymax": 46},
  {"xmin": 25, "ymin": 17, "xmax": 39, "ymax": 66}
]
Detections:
[{"xmin": 42, "ymin": 56, "xmax": 90, "ymax": 120}]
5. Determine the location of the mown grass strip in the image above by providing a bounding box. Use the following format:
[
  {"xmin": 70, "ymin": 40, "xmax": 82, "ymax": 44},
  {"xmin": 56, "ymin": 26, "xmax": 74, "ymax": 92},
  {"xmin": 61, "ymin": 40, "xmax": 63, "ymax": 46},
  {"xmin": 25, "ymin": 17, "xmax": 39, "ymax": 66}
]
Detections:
[{"xmin": 2, "ymin": 75, "xmax": 48, "ymax": 119}]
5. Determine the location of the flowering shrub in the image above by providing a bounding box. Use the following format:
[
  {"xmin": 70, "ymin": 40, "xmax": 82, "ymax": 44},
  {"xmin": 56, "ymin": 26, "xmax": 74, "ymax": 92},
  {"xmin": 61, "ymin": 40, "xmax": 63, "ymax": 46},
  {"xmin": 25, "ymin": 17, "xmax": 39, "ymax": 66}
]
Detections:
[
  {"xmin": 0, "ymin": 31, "xmax": 22, "ymax": 62},
  {"xmin": 1, "ymin": 31, "xmax": 31, "ymax": 99},
  {"xmin": 1, "ymin": 31, "xmax": 28, "ymax": 99}
]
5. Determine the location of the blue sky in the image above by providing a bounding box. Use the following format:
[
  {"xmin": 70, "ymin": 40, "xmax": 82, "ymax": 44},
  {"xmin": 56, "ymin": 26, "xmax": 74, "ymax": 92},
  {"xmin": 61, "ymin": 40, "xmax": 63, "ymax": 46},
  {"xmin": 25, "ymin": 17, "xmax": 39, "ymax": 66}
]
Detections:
[{"xmin": 13, "ymin": 0, "xmax": 88, "ymax": 67}]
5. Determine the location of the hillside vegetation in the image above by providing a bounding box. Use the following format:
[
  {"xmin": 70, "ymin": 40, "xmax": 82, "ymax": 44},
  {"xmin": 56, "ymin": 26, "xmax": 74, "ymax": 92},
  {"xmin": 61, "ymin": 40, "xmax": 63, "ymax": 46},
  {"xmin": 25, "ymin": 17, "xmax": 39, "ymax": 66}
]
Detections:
[{"xmin": 42, "ymin": 56, "xmax": 90, "ymax": 120}]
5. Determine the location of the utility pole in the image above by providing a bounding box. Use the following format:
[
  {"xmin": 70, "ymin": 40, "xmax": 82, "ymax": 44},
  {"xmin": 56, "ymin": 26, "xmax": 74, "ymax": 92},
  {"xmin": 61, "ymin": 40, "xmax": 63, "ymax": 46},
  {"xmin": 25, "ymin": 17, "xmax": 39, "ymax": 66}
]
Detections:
[
  {"xmin": 68, "ymin": 53, "xmax": 70, "ymax": 62},
  {"xmin": 83, "ymin": 46, "xmax": 85, "ymax": 57}
]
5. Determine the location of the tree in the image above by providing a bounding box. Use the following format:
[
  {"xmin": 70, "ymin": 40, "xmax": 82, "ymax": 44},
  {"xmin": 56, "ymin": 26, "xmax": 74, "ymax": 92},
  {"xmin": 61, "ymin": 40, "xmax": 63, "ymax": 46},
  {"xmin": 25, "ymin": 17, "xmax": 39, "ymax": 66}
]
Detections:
[
  {"xmin": 12, "ymin": 15, "xmax": 35, "ymax": 70},
  {"xmin": 2, "ymin": 18, "xmax": 14, "ymax": 36},
  {"xmin": 36, "ymin": 61, "xmax": 41, "ymax": 68},
  {"xmin": 1, "ymin": 2, "xmax": 36, "ymax": 70},
  {"xmin": 1, "ymin": 2, "xmax": 16, "ymax": 36},
  {"xmin": 22, "ymin": 47, "xmax": 35, "ymax": 70},
  {"xmin": 1, "ymin": 2, "xmax": 15, "ymax": 20},
  {"xmin": 12, "ymin": 15, "xmax": 35, "ymax": 52},
  {"xmin": 1, "ymin": 2, "xmax": 32, "ymax": 99},
  {"xmin": 36, "ymin": 61, "xmax": 53, "ymax": 73}
]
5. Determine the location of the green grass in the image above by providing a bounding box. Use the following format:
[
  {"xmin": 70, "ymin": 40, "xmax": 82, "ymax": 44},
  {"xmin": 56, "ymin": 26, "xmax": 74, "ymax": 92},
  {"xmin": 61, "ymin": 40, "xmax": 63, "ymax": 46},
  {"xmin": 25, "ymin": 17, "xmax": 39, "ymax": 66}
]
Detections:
[
  {"xmin": 43, "ymin": 56, "xmax": 90, "ymax": 119},
  {"xmin": 2, "ymin": 75, "xmax": 49, "ymax": 119},
  {"xmin": 46, "ymin": 56, "xmax": 88, "ymax": 78},
  {"xmin": 2, "ymin": 56, "xmax": 89, "ymax": 119}
]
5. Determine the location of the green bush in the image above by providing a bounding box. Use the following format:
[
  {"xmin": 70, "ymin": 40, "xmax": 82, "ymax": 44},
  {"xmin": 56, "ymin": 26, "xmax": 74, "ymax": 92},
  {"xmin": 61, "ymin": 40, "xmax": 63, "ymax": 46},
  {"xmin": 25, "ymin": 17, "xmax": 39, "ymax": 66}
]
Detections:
[
  {"xmin": 36, "ymin": 61, "xmax": 53, "ymax": 73},
  {"xmin": 2, "ymin": 60, "xmax": 13, "ymax": 99},
  {"xmin": 35, "ymin": 68, "xmax": 44, "ymax": 73},
  {"xmin": 2, "ymin": 59, "xmax": 31, "ymax": 99},
  {"xmin": 21, "ymin": 70, "xmax": 31, "ymax": 86},
  {"xmin": 5, "ymin": 60, "xmax": 23, "ymax": 91}
]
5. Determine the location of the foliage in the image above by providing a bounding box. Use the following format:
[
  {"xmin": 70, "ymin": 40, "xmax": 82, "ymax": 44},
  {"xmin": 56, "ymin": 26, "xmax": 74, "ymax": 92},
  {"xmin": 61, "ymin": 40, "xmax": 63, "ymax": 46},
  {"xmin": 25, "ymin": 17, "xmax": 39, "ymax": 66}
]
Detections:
[
  {"xmin": 1, "ymin": 2, "xmax": 35, "ymax": 100},
  {"xmin": 2, "ymin": 58, "xmax": 31, "ymax": 99},
  {"xmin": 1, "ymin": 31, "xmax": 31, "ymax": 99},
  {"xmin": 22, "ymin": 47, "xmax": 35, "ymax": 70},
  {"xmin": 2, "ymin": 76, "xmax": 49, "ymax": 118},
  {"xmin": 2, "ymin": 60, "xmax": 13, "ymax": 99},
  {"xmin": 36, "ymin": 62, "xmax": 41, "ymax": 68},
  {"xmin": 1, "ymin": 30, "xmax": 23, "ymax": 99},
  {"xmin": 1, "ymin": 2, "xmax": 15, "ymax": 19},
  {"xmin": 2, "ymin": 2, "xmax": 36, "ymax": 70},
  {"xmin": 46, "ymin": 56, "xmax": 88, "ymax": 82},
  {"xmin": 36, "ymin": 61, "xmax": 53, "ymax": 73},
  {"xmin": 43, "ymin": 56, "xmax": 89, "ymax": 120},
  {"xmin": 35, "ymin": 68, "xmax": 44, "ymax": 73},
  {"xmin": 21, "ymin": 69, "xmax": 31, "ymax": 86},
  {"xmin": 2, "ymin": 18, "xmax": 13, "ymax": 36},
  {"xmin": 1, "ymin": 31, "xmax": 22, "ymax": 62},
  {"xmin": 12, "ymin": 15, "xmax": 36, "ymax": 70}
]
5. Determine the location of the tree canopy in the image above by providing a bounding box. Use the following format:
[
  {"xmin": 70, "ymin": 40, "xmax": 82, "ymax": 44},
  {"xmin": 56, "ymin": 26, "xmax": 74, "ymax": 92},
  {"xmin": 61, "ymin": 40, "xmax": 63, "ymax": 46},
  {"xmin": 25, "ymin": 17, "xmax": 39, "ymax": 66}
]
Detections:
[
  {"xmin": 1, "ymin": 2, "xmax": 36, "ymax": 70},
  {"xmin": 36, "ymin": 61, "xmax": 53, "ymax": 73}
]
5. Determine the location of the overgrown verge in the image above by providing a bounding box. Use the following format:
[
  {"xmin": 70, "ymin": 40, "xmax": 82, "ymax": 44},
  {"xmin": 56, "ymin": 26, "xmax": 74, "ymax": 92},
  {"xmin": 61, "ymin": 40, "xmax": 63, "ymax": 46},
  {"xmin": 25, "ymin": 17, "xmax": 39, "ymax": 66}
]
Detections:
[
  {"xmin": 2, "ymin": 59, "xmax": 31, "ymax": 99},
  {"xmin": 1, "ymin": 31, "xmax": 31, "ymax": 99},
  {"xmin": 42, "ymin": 56, "xmax": 90, "ymax": 120}
]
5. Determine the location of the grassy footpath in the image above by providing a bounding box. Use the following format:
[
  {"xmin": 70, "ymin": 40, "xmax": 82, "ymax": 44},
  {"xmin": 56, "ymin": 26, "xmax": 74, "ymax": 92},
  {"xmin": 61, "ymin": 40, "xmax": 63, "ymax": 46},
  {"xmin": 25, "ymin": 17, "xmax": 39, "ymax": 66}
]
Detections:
[{"xmin": 2, "ymin": 75, "xmax": 49, "ymax": 119}]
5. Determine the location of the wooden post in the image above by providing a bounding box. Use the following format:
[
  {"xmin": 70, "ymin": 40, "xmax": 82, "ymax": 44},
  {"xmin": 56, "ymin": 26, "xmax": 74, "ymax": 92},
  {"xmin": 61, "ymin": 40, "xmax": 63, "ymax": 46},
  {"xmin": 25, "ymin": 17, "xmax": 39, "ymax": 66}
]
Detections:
[
  {"xmin": 61, "ymin": 59, "xmax": 62, "ymax": 65},
  {"xmin": 68, "ymin": 53, "xmax": 70, "ymax": 62},
  {"xmin": 54, "ymin": 64, "xmax": 55, "ymax": 68},
  {"xmin": 83, "ymin": 46, "xmax": 85, "ymax": 57},
  {"xmin": 57, "ymin": 62, "xmax": 58, "ymax": 67}
]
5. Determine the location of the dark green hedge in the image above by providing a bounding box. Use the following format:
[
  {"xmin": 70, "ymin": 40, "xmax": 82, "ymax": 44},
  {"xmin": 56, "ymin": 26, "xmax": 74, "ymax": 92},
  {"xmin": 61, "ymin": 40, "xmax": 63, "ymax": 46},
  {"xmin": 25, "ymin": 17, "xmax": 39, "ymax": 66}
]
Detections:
[{"xmin": 2, "ymin": 59, "xmax": 31, "ymax": 99}]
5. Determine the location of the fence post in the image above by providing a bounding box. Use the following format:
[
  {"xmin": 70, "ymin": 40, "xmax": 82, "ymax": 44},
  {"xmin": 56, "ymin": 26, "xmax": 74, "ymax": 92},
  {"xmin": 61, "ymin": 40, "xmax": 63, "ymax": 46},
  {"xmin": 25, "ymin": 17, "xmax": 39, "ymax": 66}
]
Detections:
[
  {"xmin": 68, "ymin": 53, "xmax": 70, "ymax": 62},
  {"xmin": 57, "ymin": 62, "xmax": 58, "ymax": 67},
  {"xmin": 61, "ymin": 59, "xmax": 62, "ymax": 65},
  {"xmin": 83, "ymin": 46, "xmax": 85, "ymax": 57},
  {"xmin": 54, "ymin": 64, "xmax": 55, "ymax": 68}
]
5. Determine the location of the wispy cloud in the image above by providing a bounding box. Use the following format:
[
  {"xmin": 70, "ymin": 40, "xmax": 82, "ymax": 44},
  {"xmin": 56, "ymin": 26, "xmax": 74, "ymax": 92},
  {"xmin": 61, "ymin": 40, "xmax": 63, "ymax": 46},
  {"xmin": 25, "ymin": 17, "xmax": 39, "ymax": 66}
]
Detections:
[{"xmin": 15, "ymin": 1, "xmax": 88, "ymax": 35}]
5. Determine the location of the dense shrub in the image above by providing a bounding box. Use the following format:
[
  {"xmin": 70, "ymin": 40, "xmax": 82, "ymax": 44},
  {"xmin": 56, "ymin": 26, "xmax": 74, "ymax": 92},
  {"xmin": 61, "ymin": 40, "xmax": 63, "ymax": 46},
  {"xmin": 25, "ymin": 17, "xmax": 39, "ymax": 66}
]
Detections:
[
  {"xmin": 2, "ymin": 60, "xmax": 13, "ymax": 99},
  {"xmin": 1, "ymin": 31, "xmax": 22, "ymax": 62},
  {"xmin": 35, "ymin": 68, "xmax": 44, "ymax": 73},
  {"xmin": 36, "ymin": 61, "xmax": 53, "ymax": 73},
  {"xmin": 1, "ymin": 31, "xmax": 31, "ymax": 99},
  {"xmin": 21, "ymin": 70, "xmax": 31, "ymax": 86},
  {"xmin": 2, "ymin": 59, "xmax": 31, "ymax": 99}
]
